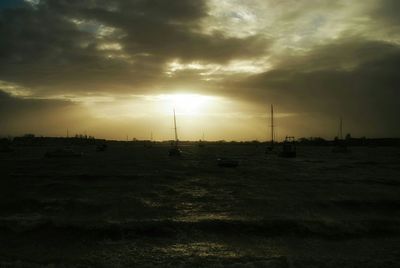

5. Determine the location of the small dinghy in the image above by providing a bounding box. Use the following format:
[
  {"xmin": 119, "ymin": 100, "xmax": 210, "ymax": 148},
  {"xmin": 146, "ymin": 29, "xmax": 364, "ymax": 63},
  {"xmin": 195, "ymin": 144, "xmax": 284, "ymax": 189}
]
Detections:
[
  {"xmin": 217, "ymin": 158, "xmax": 239, "ymax": 168},
  {"xmin": 45, "ymin": 148, "xmax": 82, "ymax": 158},
  {"xmin": 96, "ymin": 143, "xmax": 107, "ymax": 152},
  {"xmin": 279, "ymin": 136, "xmax": 296, "ymax": 158},
  {"xmin": 0, "ymin": 139, "xmax": 13, "ymax": 153},
  {"xmin": 332, "ymin": 143, "xmax": 349, "ymax": 153},
  {"xmin": 169, "ymin": 146, "xmax": 182, "ymax": 157},
  {"xmin": 0, "ymin": 145, "xmax": 13, "ymax": 153}
]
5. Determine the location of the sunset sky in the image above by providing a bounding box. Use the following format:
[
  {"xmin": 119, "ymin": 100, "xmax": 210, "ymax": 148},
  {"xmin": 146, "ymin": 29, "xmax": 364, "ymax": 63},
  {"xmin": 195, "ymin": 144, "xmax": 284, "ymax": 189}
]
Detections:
[{"xmin": 1, "ymin": 0, "xmax": 399, "ymax": 141}]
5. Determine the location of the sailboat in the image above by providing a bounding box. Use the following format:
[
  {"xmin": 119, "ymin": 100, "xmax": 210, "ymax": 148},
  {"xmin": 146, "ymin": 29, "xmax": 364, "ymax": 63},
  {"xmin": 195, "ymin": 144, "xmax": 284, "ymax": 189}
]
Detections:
[
  {"xmin": 169, "ymin": 109, "xmax": 182, "ymax": 156},
  {"xmin": 332, "ymin": 117, "xmax": 349, "ymax": 153},
  {"xmin": 145, "ymin": 132, "xmax": 153, "ymax": 148},
  {"xmin": 266, "ymin": 104, "xmax": 275, "ymax": 153},
  {"xmin": 279, "ymin": 136, "xmax": 297, "ymax": 158},
  {"xmin": 264, "ymin": 106, "xmax": 295, "ymax": 158},
  {"xmin": 198, "ymin": 132, "xmax": 205, "ymax": 148}
]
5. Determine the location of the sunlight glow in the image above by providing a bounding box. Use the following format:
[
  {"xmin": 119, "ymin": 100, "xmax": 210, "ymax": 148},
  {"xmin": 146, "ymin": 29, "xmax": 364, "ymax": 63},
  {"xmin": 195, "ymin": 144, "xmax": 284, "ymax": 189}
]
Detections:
[
  {"xmin": 153, "ymin": 94, "xmax": 218, "ymax": 116},
  {"xmin": 24, "ymin": 0, "xmax": 40, "ymax": 6},
  {"xmin": 165, "ymin": 59, "xmax": 270, "ymax": 78},
  {"xmin": 68, "ymin": 18, "xmax": 118, "ymax": 38},
  {"xmin": 97, "ymin": 42, "xmax": 122, "ymax": 51},
  {"xmin": 0, "ymin": 81, "xmax": 32, "ymax": 97}
]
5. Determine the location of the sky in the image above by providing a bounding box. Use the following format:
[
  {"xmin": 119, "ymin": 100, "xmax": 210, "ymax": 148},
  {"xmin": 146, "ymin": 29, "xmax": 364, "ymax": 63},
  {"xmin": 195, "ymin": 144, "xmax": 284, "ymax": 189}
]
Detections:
[{"xmin": 0, "ymin": 0, "xmax": 399, "ymax": 141}]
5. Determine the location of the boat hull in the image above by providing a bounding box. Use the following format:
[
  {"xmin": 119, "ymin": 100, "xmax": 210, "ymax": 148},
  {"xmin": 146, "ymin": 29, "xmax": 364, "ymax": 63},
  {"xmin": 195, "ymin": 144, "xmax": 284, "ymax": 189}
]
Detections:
[
  {"xmin": 217, "ymin": 158, "xmax": 239, "ymax": 168},
  {"xmin": 169, "ymin": 147, "xmax": 182, "ymax": 157}
]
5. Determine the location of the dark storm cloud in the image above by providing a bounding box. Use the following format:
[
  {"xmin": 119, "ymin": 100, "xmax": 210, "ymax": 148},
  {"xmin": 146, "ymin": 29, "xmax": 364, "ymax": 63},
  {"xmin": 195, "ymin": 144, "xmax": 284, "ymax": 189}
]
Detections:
[
  {"xmin": 0, "ymin": 0, "xmax": 268, "ymax": 95},
  {"xmin": 48, "ymin": 0, "xmax": 267, "ymax": 63},
  {"xmin": 371, "ymin": 0, "xmax": 400, "ymax": 24},
  {"xmin": 229, "ymin": 38, "xmax": 400, "ymax": 136},
  {"xmin": 0, "ymin": 6, "xmax": 106, "ymax": 91},
  {"xmin": 0, "ymin": 90, "xmax": 72, "ymax": 116},
  {"xmin": 0, "ymin": 90, "xmax": 90, "ymax": 135},
  {"xmin": 46, "ymin": 0, "xmax": 208, "ymax": 21},
  {"xmin": 0, "ymin": 0, "xmax": 26, "ymax": 10},
  {"xmin": 1, "ymin": 0, "xmax": 400, "ymax": 138}
]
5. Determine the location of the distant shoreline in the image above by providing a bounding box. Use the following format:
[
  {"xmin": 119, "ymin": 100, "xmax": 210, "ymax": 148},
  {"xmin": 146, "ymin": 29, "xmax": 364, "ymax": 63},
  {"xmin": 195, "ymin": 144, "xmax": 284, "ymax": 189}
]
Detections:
[{"xmin": 1, "ymin": 135, "xmax": 400, "ymax": 147}]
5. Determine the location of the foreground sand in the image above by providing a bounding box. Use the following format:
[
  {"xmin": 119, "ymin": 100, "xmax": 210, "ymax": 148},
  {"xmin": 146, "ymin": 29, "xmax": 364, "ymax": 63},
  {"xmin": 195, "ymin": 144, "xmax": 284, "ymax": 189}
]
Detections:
[{"xmin": 0, "ymin": 144, "xmax": 399, "ymax": 267}]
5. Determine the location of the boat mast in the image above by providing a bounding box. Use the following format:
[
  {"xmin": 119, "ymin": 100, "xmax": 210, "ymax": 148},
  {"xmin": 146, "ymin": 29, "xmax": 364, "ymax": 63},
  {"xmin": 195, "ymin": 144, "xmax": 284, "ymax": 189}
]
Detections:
[
  {"xmin": 339, "ymin": 116, "xmax": 343, "ymax": 140},
  {"xmin": 271, "ymin": 104, "xmax": 274, "ymax": 147},
  {"xmin": 173, "ymin": 108, "xmax": 178, "ymax": 146}
]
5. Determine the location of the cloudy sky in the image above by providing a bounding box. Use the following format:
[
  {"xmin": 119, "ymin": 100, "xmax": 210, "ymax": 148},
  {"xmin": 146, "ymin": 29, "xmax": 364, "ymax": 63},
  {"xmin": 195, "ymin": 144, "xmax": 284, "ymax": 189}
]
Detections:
[{"xmin": 0, "ymin": 0, "xmax": 399, "ymax": 140}]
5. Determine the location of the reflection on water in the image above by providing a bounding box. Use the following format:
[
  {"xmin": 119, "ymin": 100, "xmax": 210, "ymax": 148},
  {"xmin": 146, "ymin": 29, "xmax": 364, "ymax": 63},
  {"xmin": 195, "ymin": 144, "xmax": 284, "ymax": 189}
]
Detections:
[
  {"xmin": 1, "ymin": 146, "xmax": 399, "ymax": 266},
  {"xmin": 159, "ymin": 242, "xmax": 238, "ymax": 258}
]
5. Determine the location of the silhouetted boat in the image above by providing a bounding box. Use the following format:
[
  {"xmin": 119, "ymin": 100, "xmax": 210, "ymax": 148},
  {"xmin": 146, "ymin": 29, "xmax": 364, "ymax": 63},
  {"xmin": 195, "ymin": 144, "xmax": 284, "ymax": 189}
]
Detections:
[
  {"xmin": 145, "ymin": 142, "xmax": 153, "ymax": 148},
  {"xmin": 198, "ymin": 132, "xmax": 205, "ymax": 148},
  {"xmin": 0, "ymin": 139, "xmax": 14, "ymax": 153},
  {"xmin": 96, "ymin": 143, "xmax": 107, "ymax": 152},
  {"xmin": 0, "ymin": 139, "xmax": 13, "ymax": 153},
  {"xmin": 45, "ymin": 148, "xmax": 82, "ymax": 158},
  {"xmin": 145, "ymin": 132, "xmax": 154, "ymax": 148},
  {"xmin": 266, "ymin": 104, "xmax": 275, "ymax": 153},
  {"xmin": 169, "ymin": 146, "xmax": 182, "ymax": 156},
  {"xmin": 332, "ymin": 145, "xmax": 348, "ymax": 153},
  {"xmin": 279, "ymin": 136, "xmax": 297, "ymax": 158},
  {"xmin": 0, "ymin": 145, "xmax": 13, "ymax": 153},
  {"xmin": 169, "ymin": 109, "xmax": 182, "ymax": 157},
  {"xmin": 217, "ymin": 157, "xmax": 239, "ymax": 168},
  {"xmin": 332, "ymin": 117, "xmax": 349, "ymax": 153}
]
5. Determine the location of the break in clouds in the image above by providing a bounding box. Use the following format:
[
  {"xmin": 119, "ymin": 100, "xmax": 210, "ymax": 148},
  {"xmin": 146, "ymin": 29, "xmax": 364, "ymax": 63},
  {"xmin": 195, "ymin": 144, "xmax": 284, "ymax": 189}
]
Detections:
[{"xmin": 0, "ymin": 0, "xmax": 399, "ymax": 139}]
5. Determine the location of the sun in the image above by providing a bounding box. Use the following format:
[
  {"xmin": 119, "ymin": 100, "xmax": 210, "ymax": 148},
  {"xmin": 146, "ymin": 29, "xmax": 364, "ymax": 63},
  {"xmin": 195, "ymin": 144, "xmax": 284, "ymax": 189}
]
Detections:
[{"xmin": 157, "ymin": 93, "xmax": 216, "ymax": 115}]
